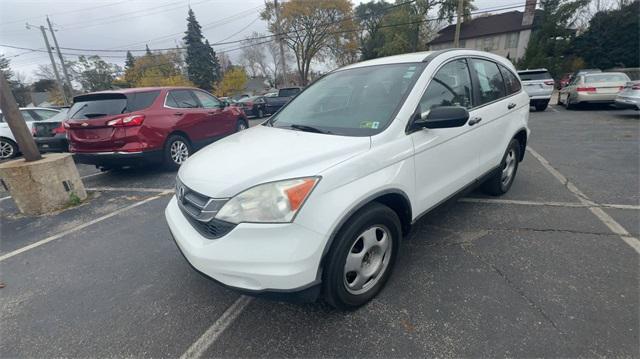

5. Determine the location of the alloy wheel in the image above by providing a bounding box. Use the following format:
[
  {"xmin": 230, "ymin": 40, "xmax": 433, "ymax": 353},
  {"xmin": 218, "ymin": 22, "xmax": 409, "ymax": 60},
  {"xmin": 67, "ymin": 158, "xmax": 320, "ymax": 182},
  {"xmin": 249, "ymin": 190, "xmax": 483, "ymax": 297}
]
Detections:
[
  {"xmin": 238, "ymin": 122, "xmax": 247, "ymax": 131},
  {"xmin": 501, "ymin": 149, "xmax": 516, "ymax": 186},
  {"xmin": 170, "ymin": 140, "xmax": 189, "ymax": 165},
  {"xmin": 0, "ymin": 140, "xmax": 15, "ymax": 159},
  {"xmin": 343, "ymin": 226, "xmax": 392, "ymax": 295}
]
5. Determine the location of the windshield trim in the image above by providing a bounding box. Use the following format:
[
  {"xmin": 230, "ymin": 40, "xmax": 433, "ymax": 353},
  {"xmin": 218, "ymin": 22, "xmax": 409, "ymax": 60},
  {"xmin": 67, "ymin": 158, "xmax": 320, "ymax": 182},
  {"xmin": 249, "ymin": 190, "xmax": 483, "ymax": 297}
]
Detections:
[{"xmin": 266, "ymin": 62, "xmax": 428, "ymax": 137}]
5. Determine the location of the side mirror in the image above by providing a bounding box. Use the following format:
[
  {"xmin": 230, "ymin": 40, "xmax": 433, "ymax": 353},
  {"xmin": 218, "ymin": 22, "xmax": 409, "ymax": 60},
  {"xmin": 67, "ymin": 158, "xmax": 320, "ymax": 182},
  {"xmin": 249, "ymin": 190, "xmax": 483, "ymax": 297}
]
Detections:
[{"xmin": 411, "ymin": 106, "xmax": 469, "ymax": 130}]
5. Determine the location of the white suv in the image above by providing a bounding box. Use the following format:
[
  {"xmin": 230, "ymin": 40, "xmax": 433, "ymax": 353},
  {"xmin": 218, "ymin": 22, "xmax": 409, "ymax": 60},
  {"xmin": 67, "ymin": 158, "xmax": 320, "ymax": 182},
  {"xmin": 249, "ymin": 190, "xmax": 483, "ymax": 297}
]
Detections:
[{"xmin": 165, "ymin": 50, "xmax": 530, "ymax": 309}]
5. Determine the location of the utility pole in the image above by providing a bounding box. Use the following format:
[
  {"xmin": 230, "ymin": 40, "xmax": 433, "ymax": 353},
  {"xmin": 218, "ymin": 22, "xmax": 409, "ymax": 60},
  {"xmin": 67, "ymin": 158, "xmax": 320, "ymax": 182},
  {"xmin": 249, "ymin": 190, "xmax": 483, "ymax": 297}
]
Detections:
[
  {"xmin": 27, "ymin": 23, "xmax": 68, "ymax": 105},
  {"xmin": 0, "ymin": 75, "xmax": 42, "ymax": 161},
  {"xmin": 274, "ymin": 0, "xmax": 288, "ymax": 87},
  {"xmin": 47, "ymin": 16, "xmax": 73, "ymax": 101},
  {"xmin": 453, "ymin": 0, "xmax": 464, "ymax": 48}
]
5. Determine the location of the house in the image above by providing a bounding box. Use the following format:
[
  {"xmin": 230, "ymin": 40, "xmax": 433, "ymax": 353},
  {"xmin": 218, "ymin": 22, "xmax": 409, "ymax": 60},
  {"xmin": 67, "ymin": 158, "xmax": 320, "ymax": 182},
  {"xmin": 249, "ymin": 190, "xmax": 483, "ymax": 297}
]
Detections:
[{"xmin": 428, "ymin": 0, "xmax": 539, "ymax": 61}]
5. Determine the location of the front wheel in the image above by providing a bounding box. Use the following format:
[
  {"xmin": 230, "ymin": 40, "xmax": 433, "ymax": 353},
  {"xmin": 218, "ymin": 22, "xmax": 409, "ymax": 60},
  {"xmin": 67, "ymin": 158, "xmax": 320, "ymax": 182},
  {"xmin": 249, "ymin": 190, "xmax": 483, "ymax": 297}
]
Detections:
[
  {"xmin": 164, "ymin": 135, "xmax": 191, "ymax": 170},
  {"xmin": 482, "ymin": 138, "xmax": 520, "ymax": 196},
  {"xmin": 322, "ymin": 203, "xmax": 401, "ymax": 310},
  {"xmin": 257, "ymin": 109, "xmax": 264, "ymax": 118},
  {"xmin": 0, "ymin": 138, "xmax": 18, "ymax": 159}
]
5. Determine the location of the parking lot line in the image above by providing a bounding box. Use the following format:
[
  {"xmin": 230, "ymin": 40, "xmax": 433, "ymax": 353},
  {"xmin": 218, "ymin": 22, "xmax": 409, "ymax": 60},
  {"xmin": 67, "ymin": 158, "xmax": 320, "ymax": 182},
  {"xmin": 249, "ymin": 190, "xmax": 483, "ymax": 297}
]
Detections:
[
  {"xmin": 460, "ymin": 197, "xmax": 640, "ymax": 210},
  {"xmin": 86, "ymin": 186, "xmax": 173, "ymax": 193},
  {"xmin": 527, "ymin": 147, "xmax": 640, "ymax": 254},
  {"xmin": 0, "ymin": 190, "xmax": 173, "ymax": 262},
  {"xmin": 180, "ymin": 295, "xmax": 254, "ymax": 359}
]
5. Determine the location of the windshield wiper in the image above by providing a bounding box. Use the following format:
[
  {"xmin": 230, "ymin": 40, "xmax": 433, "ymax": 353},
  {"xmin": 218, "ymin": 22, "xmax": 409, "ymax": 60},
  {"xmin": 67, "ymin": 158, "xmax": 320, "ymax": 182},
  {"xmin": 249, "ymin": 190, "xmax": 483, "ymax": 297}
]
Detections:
[{"xmin": 288, "ymin": 124, "xmax": 331, "ymax": 134}]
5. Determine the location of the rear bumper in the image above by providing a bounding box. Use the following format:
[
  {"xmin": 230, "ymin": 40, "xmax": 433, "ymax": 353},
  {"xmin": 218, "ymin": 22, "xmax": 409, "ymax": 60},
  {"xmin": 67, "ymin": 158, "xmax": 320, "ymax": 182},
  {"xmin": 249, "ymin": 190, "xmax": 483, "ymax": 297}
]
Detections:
[
  {"xmin": 35, "ymin": 136, "xmax": 68, "ymax": 152},
  {"xmin": 575, "ymin": 92, "xmax": 618, "ymax": 103},
  {"xmin": 72, "ymin": 150, "xmax": 163, "ymax": 167}
]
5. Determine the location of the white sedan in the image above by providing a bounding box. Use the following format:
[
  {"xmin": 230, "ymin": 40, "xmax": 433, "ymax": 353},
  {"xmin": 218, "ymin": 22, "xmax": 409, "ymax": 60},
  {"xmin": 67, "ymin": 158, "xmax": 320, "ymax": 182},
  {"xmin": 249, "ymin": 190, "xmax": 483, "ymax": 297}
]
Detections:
[{"xmin": 0, "ymin": 107, "xmax": 60, "ymax": 159}]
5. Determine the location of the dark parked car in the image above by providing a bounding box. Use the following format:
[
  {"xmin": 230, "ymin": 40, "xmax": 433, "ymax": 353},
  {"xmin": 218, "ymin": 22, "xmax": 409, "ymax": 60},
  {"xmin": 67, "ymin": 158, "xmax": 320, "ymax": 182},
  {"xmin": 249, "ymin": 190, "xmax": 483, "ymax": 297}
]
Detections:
[
  {"xmin": 261, "ymin": 87, "xmax": 302, "ymax": 115},
  {"xmin": 237, "ymin": 96, "xmax": 268, "ymax": 118},
  {"xmin": 65, "ymin": 87, "xmax": 248, "ymax": 170},
  {"xmin": 33, "ymin": 108, "xmax": 70, "ymax": 153}
]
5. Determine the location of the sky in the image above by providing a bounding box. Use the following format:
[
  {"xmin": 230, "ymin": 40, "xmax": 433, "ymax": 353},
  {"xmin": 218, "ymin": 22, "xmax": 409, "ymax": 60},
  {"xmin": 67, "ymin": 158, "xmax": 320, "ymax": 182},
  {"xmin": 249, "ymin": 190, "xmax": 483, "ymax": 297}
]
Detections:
[{"xmin": 0, "ymin": 0, "xmax": 523, "ymax": 82}]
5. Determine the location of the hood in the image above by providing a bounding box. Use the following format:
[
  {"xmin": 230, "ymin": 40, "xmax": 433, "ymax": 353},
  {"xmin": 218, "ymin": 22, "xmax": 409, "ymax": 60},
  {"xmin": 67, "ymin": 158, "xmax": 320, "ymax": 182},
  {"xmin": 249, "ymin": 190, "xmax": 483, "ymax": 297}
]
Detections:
[{"xmin": 178, "ymin": 125, "xmax": 371, "ymax": 198}]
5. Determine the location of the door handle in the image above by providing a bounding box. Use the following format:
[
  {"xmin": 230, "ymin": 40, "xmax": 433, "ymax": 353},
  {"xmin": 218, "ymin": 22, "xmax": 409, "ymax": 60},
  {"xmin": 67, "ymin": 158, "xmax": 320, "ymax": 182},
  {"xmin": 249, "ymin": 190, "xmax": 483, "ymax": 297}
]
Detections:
[
  {"xmin": 468, "ymin": 117, "xmax": 482, "ymax": 126},
  {"xmin": 173, "ymin": 112, "xmax": 183, "ymax": 116},
  {"xmin": 508, "ymin": 103, "xmax": 516, "ymax": 109}
]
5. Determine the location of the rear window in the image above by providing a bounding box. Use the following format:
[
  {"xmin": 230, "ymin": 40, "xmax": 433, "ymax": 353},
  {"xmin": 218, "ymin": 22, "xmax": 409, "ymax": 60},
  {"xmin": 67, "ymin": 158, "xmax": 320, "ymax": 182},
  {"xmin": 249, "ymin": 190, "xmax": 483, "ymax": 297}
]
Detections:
[
  {"xmin": 585, "ymin": 73, "xmax": 630, "ymax": 83},
  {"xmin": 278, "ymin": 88, "xmax": 301, "ymax": 97},
  {"xmin": 518, "ymin": 71, "xmax": 552, "ymax": 81},
  {"xmin": 69, "ymin": 91, "xmax": 159, "ymax": 119}
]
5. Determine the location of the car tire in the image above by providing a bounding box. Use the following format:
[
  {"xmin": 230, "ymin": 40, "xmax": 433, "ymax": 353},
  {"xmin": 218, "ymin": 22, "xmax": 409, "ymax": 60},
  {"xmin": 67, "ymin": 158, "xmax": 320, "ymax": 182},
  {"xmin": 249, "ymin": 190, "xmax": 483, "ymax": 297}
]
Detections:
[
  {"xmin": 236, "ymin": 119, "xmax": 248, "ymax": 132},
  {"xmin": 0, "ymin": 138, "xmax": 18, "ymax": 160},
  {"xmin": 163, "ymin": 135, "xmax": 191, "ymax": 170},
  {"xmin": 322, "ymin": 202, "xmax": 401, "ymax": 310},
  {"xmin": 535, "ymin": 100, "xmax": 549, "ymax": 112},
  {"xmin": 258, "ymin": 109, "xmax": 264, "ymax": 118},
  {"xmin": 557, "ymin": 92, "xmax": 564, "ymax": 106},
  {"xmin": 566, "ymin": 96, "xmax": 576, "ymax": 110},
  {"xmin": 482, "ymin": 138, "xmax": 520, "ymax": 196}
]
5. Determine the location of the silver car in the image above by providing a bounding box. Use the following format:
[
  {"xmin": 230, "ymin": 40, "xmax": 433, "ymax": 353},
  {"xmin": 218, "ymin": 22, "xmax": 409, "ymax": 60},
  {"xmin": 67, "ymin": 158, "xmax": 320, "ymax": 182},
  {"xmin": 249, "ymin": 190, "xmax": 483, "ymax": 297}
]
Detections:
[
  {"xmin": 614, "ymin": 81, "xmax": 640, "ymax": 110},
  {"xmin": 559, "ymin": 72, "xmax": 631, "ymax": 109},
  {"xmin": 518, "ymin": 69, "xmax": 555, "ymax": 111}
]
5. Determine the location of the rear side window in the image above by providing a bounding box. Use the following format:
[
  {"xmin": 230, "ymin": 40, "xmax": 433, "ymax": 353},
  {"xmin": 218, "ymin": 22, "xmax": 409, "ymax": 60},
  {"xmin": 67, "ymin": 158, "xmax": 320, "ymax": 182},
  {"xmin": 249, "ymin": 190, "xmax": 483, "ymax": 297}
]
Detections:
[
  {"xmin": 166, "ymin": 90, "xmax": 198, "ymax": 108},
  {"xmin": 470, "ymin": 59, "xmax": 506, "ymax": 105},
  {"xmin": 585, "ymin": 73, "xmax": 630, "ymax": 83},
  {"xmin": 518, "ymin": 71, "xmax": 552, "ymax": 81},
  {"xmin": 499, "ymin": 65, "xmax": 521, "ymax": 95},
  {"xmin": 126, "ymin": 91, "xmax": 160, "ymax": 112},
  {"xmin": 419, "ymin": 59, "xmax": 473, "ymax": 111}
]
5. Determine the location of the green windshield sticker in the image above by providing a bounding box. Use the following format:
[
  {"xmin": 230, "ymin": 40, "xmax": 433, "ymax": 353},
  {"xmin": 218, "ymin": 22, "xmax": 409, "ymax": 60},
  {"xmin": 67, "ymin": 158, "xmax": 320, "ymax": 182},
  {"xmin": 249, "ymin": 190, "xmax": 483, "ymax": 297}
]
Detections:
[{"xmin": 359, "ymin": 121, "xmax": 380, "ymax": 129}]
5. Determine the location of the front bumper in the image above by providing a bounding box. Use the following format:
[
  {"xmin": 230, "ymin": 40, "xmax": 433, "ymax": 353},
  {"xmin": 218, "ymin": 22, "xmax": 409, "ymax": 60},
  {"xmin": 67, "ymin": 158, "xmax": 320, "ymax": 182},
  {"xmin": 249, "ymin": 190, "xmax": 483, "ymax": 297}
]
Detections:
[
  {"xmin": 72, "ymin": 150, "xmax": 163, "ymax": 167},
  {"xmin": 614, "ymin": 96, "xmax": 640, "ymax": 109},
  {"xmin": 165, "ymin": 197, "xmax": 326, "ymax": 295}
]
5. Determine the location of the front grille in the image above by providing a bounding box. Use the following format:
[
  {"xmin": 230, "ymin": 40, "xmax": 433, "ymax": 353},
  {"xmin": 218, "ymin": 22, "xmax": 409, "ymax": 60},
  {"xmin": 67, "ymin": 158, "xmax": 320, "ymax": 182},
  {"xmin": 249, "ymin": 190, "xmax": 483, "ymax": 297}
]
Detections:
[{"xmin": 175, "ymin": 177, "xmax": 234, "ymax": 239}]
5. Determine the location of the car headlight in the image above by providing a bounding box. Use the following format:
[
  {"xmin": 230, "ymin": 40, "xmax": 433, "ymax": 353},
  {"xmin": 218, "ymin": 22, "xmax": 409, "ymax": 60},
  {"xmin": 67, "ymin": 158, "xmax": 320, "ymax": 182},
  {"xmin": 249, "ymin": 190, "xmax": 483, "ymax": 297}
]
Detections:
[{"xmin": 215, "ymin": 177, "xmax": 320, "ymax": 224}]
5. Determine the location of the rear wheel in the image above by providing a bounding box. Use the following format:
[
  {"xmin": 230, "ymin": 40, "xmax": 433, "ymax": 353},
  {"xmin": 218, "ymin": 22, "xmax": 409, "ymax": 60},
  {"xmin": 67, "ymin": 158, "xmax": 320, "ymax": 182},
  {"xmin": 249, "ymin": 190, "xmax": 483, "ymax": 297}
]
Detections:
[
  {"xmin": 236, "ymin": 119, "xmax": 248, "ymax": 132},
  {"xmin": 322, "ymin": 203, "xmax": 401, "ymax": 310},
  {"xmin": 258, "ymin": 109, "xmax": 264, "ymax": 118},
  {"xmin": 535, "ymin": 100, "xmax": 549, "ymax": 112},
  {"xmin": 566, "ymin": 95, "xmax": 576, "ymax": 110},
  {"xmin": 482, "ymin": 139, "xmax": 520, "ymax": 196},
  {"xmin": 0, "ymin": 138, "xmax": 18, "ymax": 159},
  {"xmin": 164, "ymin": 135, "xmax": 191, "ymax": 170}
]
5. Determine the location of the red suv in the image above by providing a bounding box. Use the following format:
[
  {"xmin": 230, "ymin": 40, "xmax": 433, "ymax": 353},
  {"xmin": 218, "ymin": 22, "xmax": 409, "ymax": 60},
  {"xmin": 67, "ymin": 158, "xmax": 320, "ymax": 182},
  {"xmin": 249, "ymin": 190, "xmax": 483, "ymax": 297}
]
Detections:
[{"xmin": 66, "ymin": 87, "xmax": 247, "ymax": 170}]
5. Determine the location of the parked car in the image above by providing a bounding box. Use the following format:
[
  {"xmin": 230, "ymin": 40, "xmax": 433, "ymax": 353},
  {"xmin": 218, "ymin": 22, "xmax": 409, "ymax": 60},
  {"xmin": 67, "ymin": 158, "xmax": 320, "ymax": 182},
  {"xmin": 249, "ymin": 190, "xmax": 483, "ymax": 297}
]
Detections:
[
  {"xmin": 33, "ymin": 109, "xmax": 70, "ymax": 153},
  {"xmin": 237, "ymin": 96, "xmax": 268, "ymax": 118},
  {"xmin": 65, "ymin": 87, "xmax": 248, "ymax": 170},
  {"xmin": 614, "ymin": 81, "xmax": 640, "ymax": 110},
  {"xmin": 558, "ymin": 72, "xmax": 631, "ymax": 109},
  {"xmin": 517, "ymin": 68, "xmax": 554, "ymax": 111},
  {"xmin": 166, "ymin": 50, "xmax": 530, "ymax": 309},
  {"xmin": 0, "ymin": 107, "xmax": 60, "ymax": 159},
  {"xmin": 261, "ymin": 87, "xmax": 303, "ymax": 115}
]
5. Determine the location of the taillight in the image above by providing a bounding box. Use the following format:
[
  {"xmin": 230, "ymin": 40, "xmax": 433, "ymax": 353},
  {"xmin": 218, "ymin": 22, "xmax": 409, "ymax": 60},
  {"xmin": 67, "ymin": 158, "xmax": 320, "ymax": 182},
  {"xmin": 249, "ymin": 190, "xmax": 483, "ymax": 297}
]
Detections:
[
  {"xmin": 52, "ymin": 124, "xmax": 66, "ymax": 135},
  {"xmin": 544, "ymin": 80, "xmax": 555, "ymax": 86},
  {"xmin": 31, "ymin": 127, "xmax": 36, "ymax": 136},
  {"xmin": 576, "ymin": 87, "xmax": 596, "ymax": 92},
  {"xmin": 106, "ymin": 114, "xmax": 145, "ymax": 127},
  {"xmin": 63, "ymin": 121, "xmax": 70, "ymax": 129}
]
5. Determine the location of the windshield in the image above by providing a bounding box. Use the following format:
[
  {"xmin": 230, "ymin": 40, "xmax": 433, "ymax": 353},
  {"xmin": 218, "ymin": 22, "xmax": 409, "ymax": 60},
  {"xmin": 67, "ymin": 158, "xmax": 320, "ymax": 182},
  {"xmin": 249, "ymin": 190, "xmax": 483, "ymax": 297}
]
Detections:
[
  {"xmin": 518, "ymin": 71, "xmax": 552, "ymax": 81},
  {"xmin": 269, "ymin": 63, "xmax": 425, "ymax": 136}
]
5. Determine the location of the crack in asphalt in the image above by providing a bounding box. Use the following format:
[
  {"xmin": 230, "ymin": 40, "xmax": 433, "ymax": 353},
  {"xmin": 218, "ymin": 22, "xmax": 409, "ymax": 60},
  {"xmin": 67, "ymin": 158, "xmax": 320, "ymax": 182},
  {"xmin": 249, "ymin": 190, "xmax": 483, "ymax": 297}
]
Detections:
[{"xmin": 460, "ymin": 243, "xmax": 565, "ymax": 335}]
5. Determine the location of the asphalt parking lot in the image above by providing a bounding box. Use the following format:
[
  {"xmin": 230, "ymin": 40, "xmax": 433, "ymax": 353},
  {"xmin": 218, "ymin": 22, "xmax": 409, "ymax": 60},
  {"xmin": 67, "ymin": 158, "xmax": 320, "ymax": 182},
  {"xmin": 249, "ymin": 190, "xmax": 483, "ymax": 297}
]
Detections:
[{"xmin": 1, "ymin": 107, "xmax": 638, "ymax": 357}]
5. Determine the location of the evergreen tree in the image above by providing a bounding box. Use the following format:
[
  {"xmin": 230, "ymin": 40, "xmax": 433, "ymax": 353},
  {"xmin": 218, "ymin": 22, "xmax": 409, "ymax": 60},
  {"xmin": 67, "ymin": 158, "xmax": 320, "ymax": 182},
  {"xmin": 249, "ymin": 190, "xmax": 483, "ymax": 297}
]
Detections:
[
  {"xmin": 125, "ymin": 51, "xmax": 136, "ymax": 70},
  {"xmin": 0, "ymin": 54, "xmax": 13, "ymax": 79},
  {"xmin": 145, "ymin": 45, "xmax": 152, "ymax": 56},
  {"xmin": 183, "ymin": 8, "xmax": 219, "ymax": 91}
]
